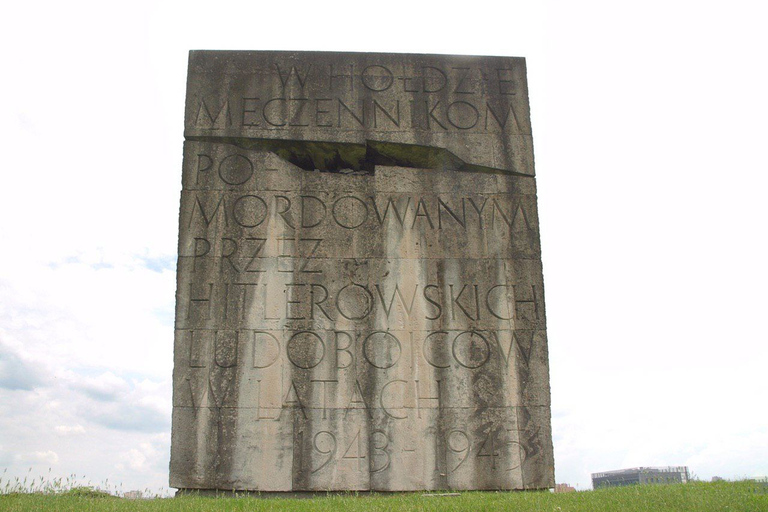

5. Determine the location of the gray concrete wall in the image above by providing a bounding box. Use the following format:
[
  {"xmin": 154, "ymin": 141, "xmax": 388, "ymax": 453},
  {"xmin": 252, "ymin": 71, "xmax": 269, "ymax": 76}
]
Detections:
[{"xmin": 170, "ymin": 51, "xmax": 554, "ymax": 492}]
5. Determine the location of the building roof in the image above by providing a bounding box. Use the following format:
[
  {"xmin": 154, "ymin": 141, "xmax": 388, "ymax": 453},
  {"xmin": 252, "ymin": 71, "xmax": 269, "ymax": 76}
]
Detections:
[{"xmin": 592, "ymin": 467, "xmax": 688, "ymax": 479}]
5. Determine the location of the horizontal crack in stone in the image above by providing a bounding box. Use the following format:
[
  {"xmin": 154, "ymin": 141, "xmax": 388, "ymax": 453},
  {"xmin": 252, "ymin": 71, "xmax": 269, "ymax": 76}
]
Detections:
[{"xmin": 186, "ymin": 136, "xmax": 528, "ymax": 177}]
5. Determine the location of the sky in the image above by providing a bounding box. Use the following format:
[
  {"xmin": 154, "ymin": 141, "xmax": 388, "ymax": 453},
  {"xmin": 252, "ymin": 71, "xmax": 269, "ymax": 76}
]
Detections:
[{"xmin": 0, "ymin": 0, "xmax": 766, "ymax": 494}]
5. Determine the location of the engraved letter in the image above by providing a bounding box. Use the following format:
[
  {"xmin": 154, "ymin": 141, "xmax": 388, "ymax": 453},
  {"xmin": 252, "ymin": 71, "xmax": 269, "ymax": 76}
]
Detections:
[{"xmin": 380, "ymin": 380, "xmax": 408, "ymax": 419}]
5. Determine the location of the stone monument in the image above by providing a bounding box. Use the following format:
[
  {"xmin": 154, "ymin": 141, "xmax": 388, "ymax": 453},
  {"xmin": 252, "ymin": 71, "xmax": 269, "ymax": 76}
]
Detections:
[{"xmin": 171, "ymin": 50, "xmax": 554, "ymax": 492}]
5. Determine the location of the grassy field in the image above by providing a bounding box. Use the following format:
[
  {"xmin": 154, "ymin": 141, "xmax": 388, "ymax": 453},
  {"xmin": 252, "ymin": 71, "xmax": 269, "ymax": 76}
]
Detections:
[{"xmin": 1, "ymin": 481, "xmax": 766, "ymax": 511}]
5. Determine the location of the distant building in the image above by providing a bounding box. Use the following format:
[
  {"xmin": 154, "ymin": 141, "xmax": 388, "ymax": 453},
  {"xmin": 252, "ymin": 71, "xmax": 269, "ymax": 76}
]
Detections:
[
  {"xmin": 591, "ymin": 467, "xmax": 690, "ymax": 489},
  {"xmin": 555, "ymin": 483, "xmax": 576, "ymax": 493}
]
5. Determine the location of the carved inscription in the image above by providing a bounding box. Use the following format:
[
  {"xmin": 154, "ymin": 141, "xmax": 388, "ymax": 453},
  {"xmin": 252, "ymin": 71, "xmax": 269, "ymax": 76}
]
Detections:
[
  {"xmin": 193, "ymin": 64, "xmax": 524, "ymax": 133},
  {"xmin": 171, "ymin": 51, "xmax": 552, "ymax": 492},
  {"xmin": 183, "ymin": 52, "xmax": 537, "ymax": 176},
  {"xmin": 201, "ymin": 97, "xmax": 524, "ymax": 132},
  {"xmin": 183, "ymin": 190, "xmax": 538, "ymax": 235},
  {"xmin": 172, "ymin": 142, "xmax": 548, "ymax": 489}
]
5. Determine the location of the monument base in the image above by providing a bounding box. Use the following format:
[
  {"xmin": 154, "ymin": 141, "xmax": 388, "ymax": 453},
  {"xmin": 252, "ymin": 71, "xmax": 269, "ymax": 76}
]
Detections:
[{"xmin": 174, "ymin": 487, "xmax": 548, "ymax": 498}]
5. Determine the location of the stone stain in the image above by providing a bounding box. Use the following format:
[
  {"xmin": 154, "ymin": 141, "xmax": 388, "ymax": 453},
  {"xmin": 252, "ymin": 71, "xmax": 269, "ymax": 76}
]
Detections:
[{"xmin": 172, "ymin": 50, "xmax": 553, "ymax": 493}]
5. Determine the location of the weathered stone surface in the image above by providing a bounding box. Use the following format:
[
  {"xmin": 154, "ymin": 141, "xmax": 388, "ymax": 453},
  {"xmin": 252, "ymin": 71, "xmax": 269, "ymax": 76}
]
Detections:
[
  {"xmin": 184, "ymin": 51, "xmax": 533, "ymax": 176},
  {"xmin": 171, "ymin": 50, "xmax": 554, "ymax": 492}
]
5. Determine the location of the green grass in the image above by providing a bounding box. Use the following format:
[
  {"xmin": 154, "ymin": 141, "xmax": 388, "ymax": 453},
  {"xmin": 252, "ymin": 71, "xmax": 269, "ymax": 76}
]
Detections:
[{"xmin": 1, "ymin": 482, "xmax": 766, "ymax": 512}]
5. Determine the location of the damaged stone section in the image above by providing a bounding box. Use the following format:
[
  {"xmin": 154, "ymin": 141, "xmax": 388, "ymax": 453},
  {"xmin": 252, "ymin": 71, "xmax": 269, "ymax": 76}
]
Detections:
[
  {"xmin": 187, "ymin": 136, "xmax": 531, "ymax": 176},
  {"xmin": 184, "ymin": 51, "xmax": 535, "ymax": 176},
  {"xmin": 171, "ymin": 51, "xmax": 554, "ymax": 493}
]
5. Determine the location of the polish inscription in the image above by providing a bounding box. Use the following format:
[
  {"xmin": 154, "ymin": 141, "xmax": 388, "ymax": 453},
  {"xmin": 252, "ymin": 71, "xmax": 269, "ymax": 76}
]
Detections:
[
  {"xmin": 171, "ymin": 51, "xmax": 553, "ymax": 493},
  {"xmin": 184, "ymin": 51, "xmax": 535, "ymax": 175},
  {"xmin": 191, "ymin": 65, "xmax": 526, "ymax": 132}
]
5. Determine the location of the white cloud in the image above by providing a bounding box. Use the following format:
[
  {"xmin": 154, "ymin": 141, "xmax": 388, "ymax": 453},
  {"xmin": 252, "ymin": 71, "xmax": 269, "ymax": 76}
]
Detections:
[
  {"xmin": 117, "ymin": 442, "xmax": 164, "ymax": 473},
  {"xmin": 118, "ymin": 449, "xmax": 148, "ymax": 472},
  {"xmin": 0, "ymin": 445, "xmax": 12, "ymax": 466},
  {"xmin": 70, "ymin": 372, "xmax": 131, "ymax": 403},
  {"xmin": 54, "ymin": 425, "xmax": 86, "ymax": 435},
  {"xmin": 0, "ymin": 340, "xmax": 46, "ymax": 391},
  {"xmin": 17, "ymin": 451, "xmax": 60, "ymax": 466}
]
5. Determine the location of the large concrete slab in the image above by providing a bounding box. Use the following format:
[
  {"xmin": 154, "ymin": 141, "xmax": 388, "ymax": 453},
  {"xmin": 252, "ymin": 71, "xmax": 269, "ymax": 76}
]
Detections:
[{"xmin": 171, "ymin": 50, "xmax": 554, "ymax": 492}]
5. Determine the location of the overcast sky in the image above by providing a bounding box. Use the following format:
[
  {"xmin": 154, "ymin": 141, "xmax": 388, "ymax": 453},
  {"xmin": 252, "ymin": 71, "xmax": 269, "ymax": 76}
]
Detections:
[{"xmin": 0, "ymin": 0, "xmax": 766, "ymax": 494}]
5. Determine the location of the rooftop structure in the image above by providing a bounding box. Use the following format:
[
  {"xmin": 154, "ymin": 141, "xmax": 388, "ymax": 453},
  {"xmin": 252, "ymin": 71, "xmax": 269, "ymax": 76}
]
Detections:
[{"xmin": 591, "ymin": 467, "xmax": 690, "ymax": 489}]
